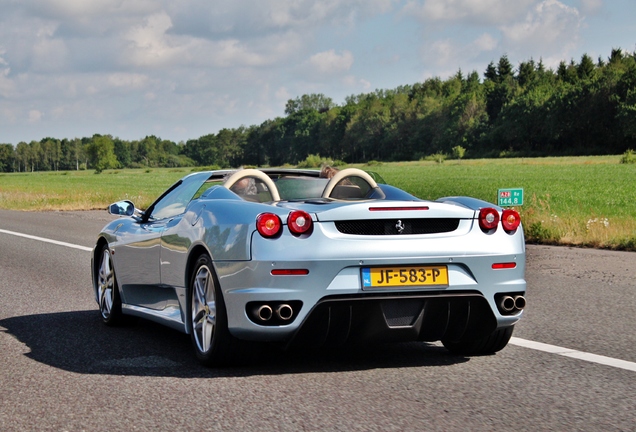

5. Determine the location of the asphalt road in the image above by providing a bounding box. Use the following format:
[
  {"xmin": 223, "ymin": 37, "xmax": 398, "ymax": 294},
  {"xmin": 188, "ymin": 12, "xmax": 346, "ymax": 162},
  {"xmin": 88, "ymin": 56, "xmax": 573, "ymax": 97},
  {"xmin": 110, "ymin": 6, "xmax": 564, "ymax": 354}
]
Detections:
[{"xmin": 1, "ymin": 209, "xmax": 635, "ymax": 431}]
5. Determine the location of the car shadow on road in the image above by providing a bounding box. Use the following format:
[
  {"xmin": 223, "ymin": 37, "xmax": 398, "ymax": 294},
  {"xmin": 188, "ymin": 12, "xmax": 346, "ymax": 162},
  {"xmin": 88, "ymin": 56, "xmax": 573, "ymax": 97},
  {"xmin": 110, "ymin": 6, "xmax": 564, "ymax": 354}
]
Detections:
[{"xmin": 0, "ymin": 310, "xmax": 470, "ymax": 378}]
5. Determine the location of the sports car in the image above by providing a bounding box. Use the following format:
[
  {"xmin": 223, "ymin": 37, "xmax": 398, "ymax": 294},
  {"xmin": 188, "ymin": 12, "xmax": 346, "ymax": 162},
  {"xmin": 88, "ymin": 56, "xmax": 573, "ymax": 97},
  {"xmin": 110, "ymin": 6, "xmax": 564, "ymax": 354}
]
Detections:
[{"xmin": 92, "ymin": 167, "xmax": 526, "ymax": 366}]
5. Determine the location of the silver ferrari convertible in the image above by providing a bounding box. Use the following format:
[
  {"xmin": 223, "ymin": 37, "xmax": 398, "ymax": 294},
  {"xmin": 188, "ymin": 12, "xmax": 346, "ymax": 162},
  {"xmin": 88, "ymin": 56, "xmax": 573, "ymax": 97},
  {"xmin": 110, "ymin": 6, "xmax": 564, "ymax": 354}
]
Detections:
[{"xmin": 92, "ymin": 168, "xmax": 526, "ymax": 366}]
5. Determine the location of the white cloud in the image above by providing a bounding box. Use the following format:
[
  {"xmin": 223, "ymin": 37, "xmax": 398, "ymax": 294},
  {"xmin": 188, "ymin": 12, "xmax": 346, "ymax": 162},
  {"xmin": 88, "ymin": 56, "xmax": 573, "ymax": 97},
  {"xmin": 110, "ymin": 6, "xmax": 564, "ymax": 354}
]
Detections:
[
  {"xmin": 29, "ymin": 110, "xmax": 43, "ymax": 123},
  {"xmin": 420, "ymin": 33, "xmax": 499, "ymax": 72},
  {"xmin": 275, "ymin": 86, "xmax": 292, "ymax": 102},
  {"xmin": 0, "ymin": 52, "xmax": 14, "ymax": 98},
  {"xmin": 339, "ymin": 75, "xmax": 371, "ymax": 93},
  {"xmin": 205, "ymin": 40, "xmax": 269, "ymax": 68},
  {"xmin": 473, "ymin": 33, "xmax": 499, "ymax": 51},
  {"xmin": 32, "ymin": 38, "xmax": 69, "ymax": 73},
  {"xmin": 124, "ymin": 12, "xmax": 181, "ymax": 67},
  {"xmin": 358, "ymin": 78, "xmax": 372, "ymax": 90},
  {"xmin": 409, "ymin": 0, "xmax": 583, "ymax": 77},
  {"xmin": 402, "ymin": 0, "xmax": 537, "ymax": 25},
  {"xmin": 308, "ymin": 49, "xmax": 354, "ymax": 74},
  {"xmin": 1, "ymin": 106, "xmax": 18, "ymax": 124},
  {"xmin": 578, "ymin": 0, "xmax": 603, "ymax": 14},
  {"xmin": 29, "ymin": 0, "xmax": 158, "ymax": 18},
  {"xmin": 120, "ymin": 9, "xmax": 306, "ymax": 70},
  {"xmin": 107, "ymin": 73, "xmax": 149, "ymax": 89},
  {"xmin": 500, "ymin": 0, "xmax": 582, "ymax": 62},
  {"xmin": 0, "ymin": 74, "xmax": 13, "ymax": 98},
  {"xmin": 165, "ymin": 0, "xmax": 397, "ymax": 38}
]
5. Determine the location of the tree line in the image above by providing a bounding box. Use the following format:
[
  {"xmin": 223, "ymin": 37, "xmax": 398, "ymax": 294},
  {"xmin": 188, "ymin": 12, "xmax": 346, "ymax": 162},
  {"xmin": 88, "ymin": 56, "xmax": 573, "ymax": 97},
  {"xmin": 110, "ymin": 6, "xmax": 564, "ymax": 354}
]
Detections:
[{"xmin": 1, "ymin": 47, "xmax": 635, "ymax": 173}]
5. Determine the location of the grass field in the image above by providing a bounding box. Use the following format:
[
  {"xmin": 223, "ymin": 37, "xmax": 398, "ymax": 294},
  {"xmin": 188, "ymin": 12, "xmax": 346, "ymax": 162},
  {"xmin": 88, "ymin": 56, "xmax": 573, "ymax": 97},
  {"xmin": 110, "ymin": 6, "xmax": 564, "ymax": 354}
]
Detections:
[
  {"xmin": 1, "ymin": 156, "xmax": 635, "ymax": 250},
  {"xmin": 360, "ymin": 156, "xmax": 636, "ymax": 250}
]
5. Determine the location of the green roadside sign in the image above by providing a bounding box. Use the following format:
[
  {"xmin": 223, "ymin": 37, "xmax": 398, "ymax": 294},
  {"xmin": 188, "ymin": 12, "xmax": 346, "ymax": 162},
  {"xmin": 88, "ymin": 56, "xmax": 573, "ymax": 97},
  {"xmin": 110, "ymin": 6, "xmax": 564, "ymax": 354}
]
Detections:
[{"xmin": 498, "ymin": 188, "xmax": 524, "ymax": 206}]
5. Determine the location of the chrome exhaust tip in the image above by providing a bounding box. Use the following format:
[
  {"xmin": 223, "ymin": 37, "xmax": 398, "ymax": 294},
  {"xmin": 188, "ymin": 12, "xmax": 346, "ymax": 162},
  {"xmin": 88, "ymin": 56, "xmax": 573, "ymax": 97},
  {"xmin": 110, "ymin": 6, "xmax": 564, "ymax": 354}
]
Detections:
[
  {"xmin": 275, "ymin": 304, "xmax": 293, "ymax": 321},
  {"xmin": 514, "ymin": 295, "xmax": 527, "ymax": 311},
  {"xmin": 256, "ymin": 305, "xmax": 273, "ymax": 321},
  {"xmin": 499, "ymin": 296, "xmax": 516, "ymax": 313}
]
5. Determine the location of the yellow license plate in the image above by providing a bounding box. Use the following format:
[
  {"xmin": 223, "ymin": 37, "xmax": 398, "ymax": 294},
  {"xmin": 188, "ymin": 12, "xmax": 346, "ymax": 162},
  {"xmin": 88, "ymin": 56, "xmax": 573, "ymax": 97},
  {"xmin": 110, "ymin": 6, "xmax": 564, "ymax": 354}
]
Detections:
[{"xmin": 362, "ymin": 266, "xmax": 448, "ymax": 288}]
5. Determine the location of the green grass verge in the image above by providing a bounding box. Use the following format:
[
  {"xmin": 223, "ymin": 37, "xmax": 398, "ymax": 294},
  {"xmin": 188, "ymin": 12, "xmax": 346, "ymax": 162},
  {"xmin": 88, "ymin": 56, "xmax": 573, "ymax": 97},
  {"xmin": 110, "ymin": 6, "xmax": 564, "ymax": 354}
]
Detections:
[
  {"xmin": 1, "ymin": 156, "xmax": 634, "ymax": 250},
  {"xmin": 0, "ymin": 168, "xmax": 188, "ymax": 211}
]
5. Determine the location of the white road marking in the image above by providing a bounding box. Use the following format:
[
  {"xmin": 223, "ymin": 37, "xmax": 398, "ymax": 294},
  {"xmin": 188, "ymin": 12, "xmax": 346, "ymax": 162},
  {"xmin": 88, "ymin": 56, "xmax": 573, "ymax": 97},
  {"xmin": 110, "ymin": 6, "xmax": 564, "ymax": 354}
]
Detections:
[
  {"xmin": 2, "ymin": 227, "xmax": 635, "ymax": 372},
  {"xmin": 511, "ymin": 337, "xmax": 636, "ymax": 372},
  {"xmin": 0, "ymin": 228, "xmax": 93, "ymax": 252}
]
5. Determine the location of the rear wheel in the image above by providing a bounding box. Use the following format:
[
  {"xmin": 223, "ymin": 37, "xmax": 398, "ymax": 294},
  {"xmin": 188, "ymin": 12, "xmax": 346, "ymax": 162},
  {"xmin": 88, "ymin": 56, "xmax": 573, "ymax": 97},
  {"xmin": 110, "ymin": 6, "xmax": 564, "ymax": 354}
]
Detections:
[
  {"xmin": 442, "ymin": 326, "xmax": 514, "ymax": 356},
  {"xmin": 188, "ymin": 254, "xmax": 239, "ymax": 366},
  {"xmin": 97, "ymin": 245, "xmax": 124, "ymax": 326}
]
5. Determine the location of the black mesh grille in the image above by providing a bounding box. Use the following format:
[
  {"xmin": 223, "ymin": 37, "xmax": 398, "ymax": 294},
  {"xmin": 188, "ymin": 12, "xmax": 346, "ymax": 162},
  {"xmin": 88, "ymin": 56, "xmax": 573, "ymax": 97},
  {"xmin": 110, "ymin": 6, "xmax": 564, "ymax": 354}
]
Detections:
[
  {"xmin": 334, "ymin": 218, "xmax": 460, "ymax": 235},
  {"xmin": 381, "ymin": 300, "xmax": 424, "ymax": 327}
]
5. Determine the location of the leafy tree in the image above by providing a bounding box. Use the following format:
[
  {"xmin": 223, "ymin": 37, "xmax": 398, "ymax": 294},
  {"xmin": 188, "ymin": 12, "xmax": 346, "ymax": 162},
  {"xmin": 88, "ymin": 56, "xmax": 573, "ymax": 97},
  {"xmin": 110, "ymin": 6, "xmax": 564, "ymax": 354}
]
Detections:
[
  {"xmin": 114, "ymin": 138, "xmax": 132, "ymax": 167},
  {"xmin": 87, "ymin": 135, "xmax": 118, "ymax": 173},
  {"xmin": 136, "ymin": 135, "xmax": 159, "ymax": 166},
  {"xmin": 615, "ymin": 59, "xmax": 636, "ymax": 141},
  {"xmin": 578, "ymin": 54, "xmax": 595, "ymax": 80},
  {"xmin": 484, "ymin": 61, "xmax": 498, "ymax": 82},
  {"xmin": 0, "ymin": 144, "xmax": 15, "ymax": 172},
  {"xmin": 28, "ymin": 141, "xmax": 41, "ymax": 171},
  {"xmin": 15, "ymin": 142, "xmax": 30, "ymax": 172},
  {"xmin": 517, "ymin": 60, "xmax": 536, "ymax": 87},
  {"xmin": 285, "ymin": 94, "xmax": 335, "ymax": 115},
  {"xmin": 609, "ymin": 48, "xmax": 624, "ymax": 65},
  {"xmin": 452, "ymin": 145, "xmax": 466, "ymax": 159},
  {"xmin": 497, "ymin": 55, "xmax": 514, "ymax": 81},
  {"xmin": 557, "ymin": 60, "xmax": 579, "ymax": 83},
  {"xmin": 39, "ymin": 138, "xmax": 61, "ymax": 171},
  {"xmin": 215, "ymin": 128, "xmax": 245, "ymax": 167}
]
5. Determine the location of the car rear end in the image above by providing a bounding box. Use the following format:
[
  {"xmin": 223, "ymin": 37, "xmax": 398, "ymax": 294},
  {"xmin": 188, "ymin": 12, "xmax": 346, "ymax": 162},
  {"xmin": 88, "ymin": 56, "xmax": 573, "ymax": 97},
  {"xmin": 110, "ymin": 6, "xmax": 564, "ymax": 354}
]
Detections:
[{"xmin": 215, "ymin": 199, "xmax": 525, "ymax": 352}]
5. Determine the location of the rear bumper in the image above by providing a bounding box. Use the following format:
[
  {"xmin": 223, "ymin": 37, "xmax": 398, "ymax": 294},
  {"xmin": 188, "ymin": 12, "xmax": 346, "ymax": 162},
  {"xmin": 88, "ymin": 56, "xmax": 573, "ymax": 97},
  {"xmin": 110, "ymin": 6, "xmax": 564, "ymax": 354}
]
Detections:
[
  {"xmin": 216, "ymin": 256, "xmax": 525, "ymax": 343},
  {"xmin": 287, "ymin": 291, "xmax": 502, "ymax": 348},
  {"xmin": 216, "ymin": 221, "xmax": 526, "ymax": 344}
]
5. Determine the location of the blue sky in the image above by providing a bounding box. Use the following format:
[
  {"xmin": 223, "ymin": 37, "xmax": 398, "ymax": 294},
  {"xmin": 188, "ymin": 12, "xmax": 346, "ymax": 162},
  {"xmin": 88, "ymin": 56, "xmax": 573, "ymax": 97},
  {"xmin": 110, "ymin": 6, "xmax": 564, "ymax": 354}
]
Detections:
[{"xmin": 0, "ymin": 0, "xmax": 634, "ymax": 145}]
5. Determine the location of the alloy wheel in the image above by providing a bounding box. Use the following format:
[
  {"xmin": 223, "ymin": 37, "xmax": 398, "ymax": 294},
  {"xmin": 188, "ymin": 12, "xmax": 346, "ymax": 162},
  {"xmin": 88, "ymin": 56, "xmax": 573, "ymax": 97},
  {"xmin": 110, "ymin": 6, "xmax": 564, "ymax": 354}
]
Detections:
[
  {"xmin": 98, "ymin": 249, "xmax": 114, "ymax": 320},
  {"xmin": 191, "ymin": 264, "xmax": 217, "ymax": 353}
]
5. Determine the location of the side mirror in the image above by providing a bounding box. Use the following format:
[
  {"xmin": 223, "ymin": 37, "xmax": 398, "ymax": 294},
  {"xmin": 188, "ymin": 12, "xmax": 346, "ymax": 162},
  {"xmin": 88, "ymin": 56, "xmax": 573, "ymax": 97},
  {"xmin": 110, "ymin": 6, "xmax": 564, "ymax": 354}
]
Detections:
[{"xmin": 108, "ymin": 200, "xmax": 136, "ymax": 217}]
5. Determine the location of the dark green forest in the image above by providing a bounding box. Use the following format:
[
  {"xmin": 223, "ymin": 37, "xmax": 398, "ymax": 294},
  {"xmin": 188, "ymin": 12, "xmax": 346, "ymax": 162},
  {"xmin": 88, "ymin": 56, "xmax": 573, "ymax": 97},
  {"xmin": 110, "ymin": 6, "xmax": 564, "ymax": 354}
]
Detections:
[{"xmin": 1, "ymin": 48, "xmax": 635, "ymax": 173}]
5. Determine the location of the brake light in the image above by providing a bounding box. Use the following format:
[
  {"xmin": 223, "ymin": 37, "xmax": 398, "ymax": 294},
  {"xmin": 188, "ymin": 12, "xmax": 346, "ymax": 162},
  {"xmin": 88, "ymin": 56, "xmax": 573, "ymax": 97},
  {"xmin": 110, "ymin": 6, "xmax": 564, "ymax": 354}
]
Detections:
[
  {"xmin": 479, "ymin": 207, "xmax": 500, "ymax": 231},
  {"xmin": 502, "ymin": 209, "xmax": 521, "ymax": 232},
  {"xmin": 369, "ymin": 206, "xmax": 429, "ymax": 211},
  {"xmin": 288, "ymin": 210, "xmax": 313, "ymax": 236},
  {"xmin": 256, "ymin": 213, "xmax": 282, "ymax": 238}
]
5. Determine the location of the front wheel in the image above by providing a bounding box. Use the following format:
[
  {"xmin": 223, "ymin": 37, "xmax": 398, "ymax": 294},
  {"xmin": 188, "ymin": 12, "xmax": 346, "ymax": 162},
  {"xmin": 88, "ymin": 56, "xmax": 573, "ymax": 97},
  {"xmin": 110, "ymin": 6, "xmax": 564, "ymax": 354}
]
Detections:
[
  {"xmin": 188, "ymin": 254, "xmax": 239, "ymax": 366},
  {"xmin": 442, "ymin": 326, "xmax": 514, "ymax": 356}
]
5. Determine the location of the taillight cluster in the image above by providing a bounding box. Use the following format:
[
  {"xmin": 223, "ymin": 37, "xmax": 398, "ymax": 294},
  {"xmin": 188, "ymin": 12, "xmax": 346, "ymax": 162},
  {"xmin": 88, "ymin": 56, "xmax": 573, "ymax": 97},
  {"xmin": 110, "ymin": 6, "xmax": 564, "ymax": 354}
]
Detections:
[
  {"xmin": 256, "ymin": 213, "xmax": 282, "ymax": 238},
  {"xmin": 478, "ymin": 208, "xmax": 520, "ymax": 233},
  {"xmin": 256, "ymin": 210, "xmax": 313, "ymax": 238}
]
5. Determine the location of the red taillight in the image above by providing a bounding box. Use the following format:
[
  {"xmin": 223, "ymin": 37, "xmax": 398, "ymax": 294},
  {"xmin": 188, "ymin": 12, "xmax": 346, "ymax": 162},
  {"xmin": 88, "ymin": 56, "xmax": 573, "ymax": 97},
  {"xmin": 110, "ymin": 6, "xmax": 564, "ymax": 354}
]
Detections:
[
  {"xmin": 287, "ymin": 210, "xmax": 313, "ymax": 236},
  {"xmin": 502, "ymin": 209, "xmax": 521, "ymax": 232},
  {"xmin": 271, "ymin": 269, "xmax": 309, "ymax": 276},
  {"xmin": 492, "ymin": 262, "xmax": 517, "ymax": 269},
  {"xmin": 256, "ymin": 213, "xmax": 282, "ymax": 238},
  {"xmin": 479, "ymin": 207, "xmax": 500, "ymax": 231}
]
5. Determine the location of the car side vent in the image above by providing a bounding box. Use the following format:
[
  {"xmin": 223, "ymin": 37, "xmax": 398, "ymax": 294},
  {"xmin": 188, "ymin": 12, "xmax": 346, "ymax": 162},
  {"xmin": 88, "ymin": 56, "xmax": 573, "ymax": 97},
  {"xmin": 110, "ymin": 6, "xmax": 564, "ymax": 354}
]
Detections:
[{"xmin": 334, "ymin": 218, "xmax": 460, "ymax": 235}]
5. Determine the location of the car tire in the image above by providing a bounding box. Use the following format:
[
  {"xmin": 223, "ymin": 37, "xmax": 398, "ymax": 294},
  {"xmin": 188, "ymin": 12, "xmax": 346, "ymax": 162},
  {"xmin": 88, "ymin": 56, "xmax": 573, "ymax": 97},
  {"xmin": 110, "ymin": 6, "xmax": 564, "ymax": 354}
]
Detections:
[
  {"xmin": 188, "ymin": 254, "xmax": 241, "ymax": 367},
  {"xmin": 96, "ymin": 245, "xmax": 125, "ymax": 326},
  {"xmin": 442, "ymin": 325, "xmax": 514, "ymax": 356}
]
